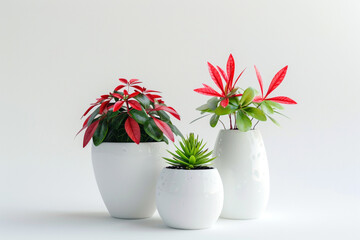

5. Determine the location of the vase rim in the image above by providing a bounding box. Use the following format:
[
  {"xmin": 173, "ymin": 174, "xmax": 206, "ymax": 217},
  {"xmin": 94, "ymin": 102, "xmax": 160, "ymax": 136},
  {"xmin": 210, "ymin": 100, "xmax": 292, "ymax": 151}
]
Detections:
[
  {"xmin": 163, "ymin": 167, "xmax": 218, "ymax": 171},
  {"xmin": 218, "ymin": 129, "xmax": 260, "ymax": 133},
  {"xmin": 92, "ymin": 141, "xmax": 165, "ymax": 147}
]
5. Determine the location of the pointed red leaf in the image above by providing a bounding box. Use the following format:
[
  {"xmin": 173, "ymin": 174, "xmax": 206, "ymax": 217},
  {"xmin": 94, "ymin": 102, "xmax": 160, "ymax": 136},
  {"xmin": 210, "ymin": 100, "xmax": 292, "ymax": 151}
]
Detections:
[
  {"xmin": 132, "ymin": 85, "xmax": 144, "ymax": 91},
  {"xmin": 146, "ymin": 94, "xmax": 155, "ymax": 102},
  {"xmin": 153, "ymin": 105, "xmax": 180, "ymax": 120},
  {"xmin": 220, "ymin": 98, "xmax": 229, "ymax": 107},
  {"xmin": 119, "ymin": 78, "xmax": 128, "ymax": 84},
  {"xmin": 266, "ymin": 96, "xmax": 297, "ymax": 104},
  {"xmin": 82, "ymin": 105, "xmax": 95, "ymax": 117},
  {"xmin": 125, "ymin": 117, "xmax": 141, "ymax": 144},
  {"xmin": 232, "ymin": 68, "xmax": 246, "ymax": 88},
  {"xmin": 114, "ymin": 85, "xmax": 125, "ymax": 91},
  {"xmin": 226, "ymin": 54, "xmax": 235, "ymax": 85},
  {"xmin": 254, "ymin": 65, "xmax": 264, "ymax": 97},
  {"xmin": 101, "ymin": 94, "xmax": 109, "ymax": 99},
  {"xmin": 145, "ymin": 89, "xmax": 161, "ymax": 93},
  {"xmin": 152, "ymin": 117, "xmax": 174, "ymax": 142},
  {"xmin": 99, "ymin": 100, "xmax": 110, "ymax": 114},
  {"xmin": 129, "ymin": 79, "xmax": 141, "ymax": 84},
  {"xmin": 112, "ymin": 93, "xmax": 123, "ymax": 99},
  {"xmin": 265, "ymin": 66, "xmax": 288, "ymax": 98},
  {"xmin": 147, "ymin": 94, "xmax": 161, "ymax": 99},
  {"xmin": 128, "ymin": 100, "xmax": 142, "ymax": 111},
  {"xmin": 129, "ymin": 92, "xmax": 140, "ymax": 98},
  {"xmin": 230, "ymin": 93, "xmax": 243, "ymax": 97},
  {"xmin": 208, "ymin": 62, "xmax": 225, "ymax": 95},
  {"xmin": 253, "ymin": 96, "xmax": 264, "ymax": 103},
  {"xmin": 217, "ymin": 66, "xmax": 228, "ymax": 83},
  {"xmin": 194, "ymin": 87, "xmax": 223, "ymax": 98},
  {"xmin": 113, "ymin": 101, "xmax": 125, "ymax": 111},
  {"xmin": 83, "ymin": 120, "xmax": 100, "ymax": 148}
]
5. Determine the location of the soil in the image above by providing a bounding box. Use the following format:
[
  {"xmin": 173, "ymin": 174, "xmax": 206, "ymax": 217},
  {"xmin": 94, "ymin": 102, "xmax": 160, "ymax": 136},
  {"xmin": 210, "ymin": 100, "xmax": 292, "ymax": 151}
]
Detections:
[{"xmin": 166, "ymin": 166, "xmax": 214, "ymax": 170}]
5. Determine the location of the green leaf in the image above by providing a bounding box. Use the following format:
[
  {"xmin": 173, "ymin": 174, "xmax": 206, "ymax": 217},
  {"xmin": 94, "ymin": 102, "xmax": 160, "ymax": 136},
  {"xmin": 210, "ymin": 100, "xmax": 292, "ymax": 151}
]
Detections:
[
  {"xmin": 87, "ymin": 107, "xmax": 100, "ymax": 126},
  {"xmin": 144, "ymin": 118, "xmax": 163, "ymax": 141},
  {"xmin": 244, "ymin": 107, "xmax": 267, "ymax": 121},
  {"xmin": 157, "ymin": 110, "xmax": 170, "ymax": 122},
  {"xmin": 215, "ymin": 106, "xmax": 235, "ymax": 115},
  {"xmin": 261, "ymin": 101, "xmax": 274, "ymax": 114},
  {"xmin": 134, "ymin": 94, "xmax": 150, "ymax": 109},
  {"xmin": 268, "ymin": 115, "xmax": 280, "ymax": 126},
  {"xmin": 129, "ymin": 109, "xmax": 148, "ymax": 124},
  {"xmin": 274, "ymin": 110, "xmax": 290, "ymax": 119},
  {"xmin": 228, "ymin": 97, "xmax": 239, "ymax": 106},
  {"xmin": 207, "ymin": 97, "xmax": 220, "ymax": 110},
  {"xmin": 236, "ymin": 111, "xmax": 252, "ymax": 132},
  {"xmin": 111, "ymin": 113, "xmax": 127, "ymax": 129},
  {"xmin": 210, "ymin": 114, "xmax": 219, "ymax": 127},
  {"xmin": 239, "ymin": 87, "xmax": 255, "ymax": 106},
  {"xmin": 168, "ymin": 123, "xmax": 184, "ymax": 138},
  {"xmin": 267, "ymin": 101, "xmax": 284, "ymax": 110},
  {"xmin": 93, "ymin": 120, "xmax": 108, "ymax": 146}
]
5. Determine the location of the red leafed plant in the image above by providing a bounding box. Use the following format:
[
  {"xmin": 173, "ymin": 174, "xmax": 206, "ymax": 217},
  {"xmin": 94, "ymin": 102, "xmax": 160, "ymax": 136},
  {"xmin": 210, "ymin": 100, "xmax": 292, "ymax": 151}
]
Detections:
[
  {"xmin": 193, "ymin": 54, "xmax": 297, "ymax": 131},
  {"xmin": 78, "ymin": 78, "xmax": 182, "ymax": 147}
]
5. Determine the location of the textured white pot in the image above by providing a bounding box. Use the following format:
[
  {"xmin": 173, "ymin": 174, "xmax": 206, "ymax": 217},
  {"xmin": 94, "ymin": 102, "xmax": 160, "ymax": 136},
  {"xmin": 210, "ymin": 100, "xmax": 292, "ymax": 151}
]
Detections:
[
  {"xmin": 91, "ymin": 142, "xmax": 166, "ymax": 219},
  {"xmin": 156, "ymin": 168, "xmax": 223, "ymax": 230},
  {"xmin": 213, "ymin": 130, "xmax": 269, "ymax": 219}
]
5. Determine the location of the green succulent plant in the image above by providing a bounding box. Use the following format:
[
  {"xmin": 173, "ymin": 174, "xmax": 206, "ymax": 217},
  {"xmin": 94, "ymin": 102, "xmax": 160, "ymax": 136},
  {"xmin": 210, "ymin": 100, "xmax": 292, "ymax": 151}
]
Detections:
[{"xmin": 163, "ymin": 133, "xmax": 215, "ymax": 169}]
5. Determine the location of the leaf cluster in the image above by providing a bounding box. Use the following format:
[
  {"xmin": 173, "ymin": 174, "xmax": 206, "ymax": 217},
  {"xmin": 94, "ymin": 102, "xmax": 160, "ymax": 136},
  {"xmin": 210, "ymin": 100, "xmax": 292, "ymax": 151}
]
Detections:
[{"xmin": 163, "ymin": 133, "xmax": 215, "ymax": 170}]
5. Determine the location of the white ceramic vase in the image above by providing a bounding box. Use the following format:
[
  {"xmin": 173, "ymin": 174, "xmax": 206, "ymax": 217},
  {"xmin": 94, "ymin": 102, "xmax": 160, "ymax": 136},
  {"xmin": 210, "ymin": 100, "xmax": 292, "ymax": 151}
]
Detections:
[
  {"xmin": 156, "ymin": 168, "xmax": 223, "ymax": 229},
  {"xmin": 213, "ymin": 129, "xmax": 269, "ymax": 219},
  {"xmin": 91, "ymin": 142, "xmax": 166, "ymax": 219}
]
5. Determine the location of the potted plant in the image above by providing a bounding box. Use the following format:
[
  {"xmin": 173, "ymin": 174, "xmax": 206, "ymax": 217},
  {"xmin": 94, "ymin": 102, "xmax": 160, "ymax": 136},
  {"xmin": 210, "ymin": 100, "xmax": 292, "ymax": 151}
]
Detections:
[
  {"xmin": 156, "ymin": 133, "xmax": 223, "ymax": 230},
  {"xmin": 193, "ymin": 54, "xmax": 297, "ymax": 219},
  {"xmin": 77, "ymin": 78, "xmax": 182, "ymax": 219}
]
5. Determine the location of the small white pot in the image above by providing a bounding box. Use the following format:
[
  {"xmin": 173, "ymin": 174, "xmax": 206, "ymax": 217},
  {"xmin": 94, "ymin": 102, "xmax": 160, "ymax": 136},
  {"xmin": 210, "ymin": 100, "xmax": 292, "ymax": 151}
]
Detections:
[
  {"xmin": 156, "ymin": 168, "xmax": 223, "ymax": 230},
  {"xmin": 92, "ymin": 142, "xmax": 166, "ymax": 219},
  {"xmin": 213, "ymin": 130, "xmax": 269, "ymax": 219}
]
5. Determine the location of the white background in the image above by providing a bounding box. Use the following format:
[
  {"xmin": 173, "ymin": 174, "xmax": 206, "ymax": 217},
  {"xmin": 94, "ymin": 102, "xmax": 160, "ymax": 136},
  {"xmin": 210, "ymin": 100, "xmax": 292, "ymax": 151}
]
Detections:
[{"xmin": 1, "ymin": 0, "xmax": 359, "ymax": 239}]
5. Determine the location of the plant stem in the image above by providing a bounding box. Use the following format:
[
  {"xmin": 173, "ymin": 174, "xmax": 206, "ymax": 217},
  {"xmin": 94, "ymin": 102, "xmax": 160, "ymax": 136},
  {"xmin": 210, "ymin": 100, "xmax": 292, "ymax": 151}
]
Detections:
[
  {"xmin": 219, "ymin": 119, "xmax": 226, "ymax": 129},
  {"xmin": 233, "ymin": 113, "xmax": 238, "ymax": 129},
  {"xmin": 229, "ymin": 114, "xmax": 232, "ymax": 129},
  {"xmin": 253, "ymin": 120, "xmax": 260, "ymax": 130}
]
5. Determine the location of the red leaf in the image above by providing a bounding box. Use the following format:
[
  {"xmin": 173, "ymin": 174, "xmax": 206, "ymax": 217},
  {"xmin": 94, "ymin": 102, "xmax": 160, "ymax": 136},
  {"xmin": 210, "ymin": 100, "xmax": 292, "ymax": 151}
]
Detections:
[
  {"xmin": 128, "ymin": 100, "xmax": 142, "ymax": 111},
  {"xmin": 217, "ymin": 66, "xmax": 228, "ymax": 83},
  {"xmin": 113, "ymin": 101, "xmax": 124, "ymax": 111},
  {"xmin": 254, "ymin": 65, "xmax": 264, "ymax": 97},
  {"xmin": 83, "ymin": 120, "xmax": 100, "ymax": 148},
  {"xmin": 208, "ymin": 62, "xmax": 225, "ymax": 95},
  {"xmin": 129, "ymin": 79, "xmax": 141, "ymax": 84},
  {"xmin": 112, "ymin": 93, "xmax": 123, "ymax": 99},
  {"xmin": 132, "ymin": 85, "xmax": 143, "ymax": 91},
  {"xmin": 99, "ymin": 100, "xmax": 109, "ymax": 114},
  {"xmin": 153, "ymin": 105, "xmax": 181, "ymax": 120},
  {"xmin": 124, "ymin": 90, "xmax": 129, "ymax": 96},
  {"xmin": 220, "ymin": 98, "xmax": 229, "ymax": 107},
  {"xmin": 266, "ymin": 96, "xmax": 297, "ymax": 104},
  {"xmin": 226, "ymin": 54, "xmax": 235, "ymax": 86},
  {"xmin": 119, "ymin": 78, "xmax": 128, "ymax": 84},
  {"xmin": 265, "ymin": 66, "xmax": 288, "ymax": 98},
  {"xmin": 231, "ymin": 93, "xmax": 243, "ymax": 97},
  {"xmin": 82, "ymin": 105, "xmax": 95, "ymax": 117},
  {"xmin": 145, "ymin": 89, "xmax": 161, "ymax": 93},
  {"xmin": 125, "ymin": 117, "xmax": 141, "ymax": 144},
  {"xmin": 152, "ymin": 117, "xmax": 174, "ymax": 142},
  {"xmin": 114, "ymin": 85, "xmax": 125, "ymax": 91},
  {"xmin": 146, "ymin": 94, "xmax": 155, "ymax": 102},
  {"xmin": 129, "ymin": 92, "xmax": 140, "ymax": 98},
  {"xmin": 253, "ymin": 96, "xmax": 263, "ymax": 103},
  {"xmin": 147, "ymin": 94, "xmax": 161, "ymax": 99},
  {"xmin": 101, "ymin": 94, "xmax": 109, "ymax": 99},
  {"xmin": 232, "ymin": 68, "xmax": 246, "ymax": 88}
]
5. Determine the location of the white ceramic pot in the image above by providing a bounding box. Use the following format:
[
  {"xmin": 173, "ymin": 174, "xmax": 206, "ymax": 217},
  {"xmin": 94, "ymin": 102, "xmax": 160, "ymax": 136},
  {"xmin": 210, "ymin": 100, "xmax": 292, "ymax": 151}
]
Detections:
[
  {"xmin": 156, "ymin": 168, "xmax": 223, "ymax": 230},
  {"xmin": 91, "ymin": 142, "xmax": 166, "ymax": 219},
  {"xmin": 213, "ymin": 129, "xmax": 269, "ymax": 219}
]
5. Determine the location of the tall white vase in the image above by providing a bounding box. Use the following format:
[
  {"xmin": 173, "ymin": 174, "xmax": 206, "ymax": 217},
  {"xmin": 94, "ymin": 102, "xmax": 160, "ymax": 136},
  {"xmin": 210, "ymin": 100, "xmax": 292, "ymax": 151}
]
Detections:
[
  {"xmin": 213, "ymin": 130, "xmax": 269, "ymax": 219},
  {"xmin": 91, "ymin": 142, "xmax": 166, "ymax": 219}
]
